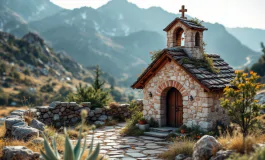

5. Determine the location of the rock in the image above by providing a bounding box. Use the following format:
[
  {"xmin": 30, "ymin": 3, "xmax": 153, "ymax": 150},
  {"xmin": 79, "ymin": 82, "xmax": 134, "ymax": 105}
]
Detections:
[
  {"xmin": 31, "ymin": 137, "xmax": 44, "ymax": 145},
  {"xmin": 49, "ymin": 101, "xmax": 61, "ymax": 108},
  {"xmin": 94, "ymin": 121, "xmax": 105, "ymax": 125},
  {"xmin": 71, "ymin": 117, "xmax": 79, "ymax": 123},
  {"xmin": 95, "ymin": 108, "xmax": 103, "ymax": 114},
  {"xmin": 175, "ymin": 154, "xmax": 187, "ymax": 160},
  {"xmin": 43, "ymin": 113, "xmax": 49, "ymax": 119},
  {"xmin": 10, "ymin": 110, "xmax": 26, "ymax": 116},
  {"xmin": 0, "ymin": 117, "xmax": 6, "ymax": 125},
  {"xmin": 13, "ymin": 122, "xmax": 27, "ymax": 127},
  {"xmin": 210, "ymin": 150, "xmax": 234, "ymax": 160},
  {"xmin": 12, "ymin": 125, "xmax": 39, "ymax": 141},
  {"xmin": 89, "ymin": 111, "xmax": 95, "ymax": 117},
  {"xmin": 30, "ymin": 119, "xmax": 45, "ymax": 131},
  {"xmin": 53, "ymin": 114, "xmax": 60, "ymax": 121},
  {"xmin": 193, "ymin": 135, "xmax": 221, "ymax": 160},
  {"xmin": 5, "ymin": 116, "xmax": 24, "ymax": 131},
  {"xmin": 98, "ymin": 115, "xmax": 108, "ymax": 121},
  {"xmin": 2, "ymin": 146, "xmax": 40, "ymax": 160}
]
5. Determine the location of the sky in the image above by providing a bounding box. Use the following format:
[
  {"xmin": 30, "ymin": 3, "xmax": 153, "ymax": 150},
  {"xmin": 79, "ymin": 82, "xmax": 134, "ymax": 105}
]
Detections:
[{"xmin": 50, "ymin": 0, "xmax": 265, "ymax": 29}]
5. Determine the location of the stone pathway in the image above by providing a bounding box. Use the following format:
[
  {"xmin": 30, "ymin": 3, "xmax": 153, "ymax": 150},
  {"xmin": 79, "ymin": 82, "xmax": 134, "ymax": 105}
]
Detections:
[{"xmin": 71, "ymin": 123, "xmax": 172, "ymax": 160}]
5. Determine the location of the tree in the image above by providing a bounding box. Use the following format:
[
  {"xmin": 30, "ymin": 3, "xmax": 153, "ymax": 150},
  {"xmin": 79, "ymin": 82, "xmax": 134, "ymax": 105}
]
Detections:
[
  {"xmin": 67, "ymin": 84, "xmax": 111, "ymax": 109},
  {"xmin": 93, "ymin": 65, "xmax": 105, "ymax": 90},
  {"xmin": 220, "ymin": 71, "xmax": 264, "ymax": 150}
]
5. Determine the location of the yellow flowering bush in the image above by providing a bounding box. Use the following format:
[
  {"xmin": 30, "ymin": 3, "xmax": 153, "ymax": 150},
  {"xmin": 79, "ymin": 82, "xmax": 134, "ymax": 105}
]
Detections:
[{"xmin": 220, "ymin": 71, "xmax": 264, "ymax": 144}]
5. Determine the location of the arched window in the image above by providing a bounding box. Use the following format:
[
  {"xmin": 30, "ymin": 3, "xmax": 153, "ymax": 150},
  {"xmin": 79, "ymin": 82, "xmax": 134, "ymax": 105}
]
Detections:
[
  {"xmin": 195, "ymin": 32, "xmax": 200, "ymax": 47},
  {"xmin": 174, "ymin": 28, "xmax": 185, "ymax": 47}
]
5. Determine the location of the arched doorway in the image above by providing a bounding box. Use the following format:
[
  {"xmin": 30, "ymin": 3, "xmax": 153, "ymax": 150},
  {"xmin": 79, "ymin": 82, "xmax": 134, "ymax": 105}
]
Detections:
[{"xmin": 166, "ymin": 88, "xmax": 183, "ymax": 127}]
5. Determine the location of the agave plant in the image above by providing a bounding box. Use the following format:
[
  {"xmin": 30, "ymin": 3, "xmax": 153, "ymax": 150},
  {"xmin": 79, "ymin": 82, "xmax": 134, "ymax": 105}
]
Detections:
[{"xmin": 41, "ymin": 110, "xmax": 102, "ymax": 160}]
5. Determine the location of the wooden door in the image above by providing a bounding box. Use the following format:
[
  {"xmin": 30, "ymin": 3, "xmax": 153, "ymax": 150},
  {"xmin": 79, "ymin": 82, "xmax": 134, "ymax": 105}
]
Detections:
[{"xmin": 166, "ymin": 88, "xmax": 183, "ymax": 127}]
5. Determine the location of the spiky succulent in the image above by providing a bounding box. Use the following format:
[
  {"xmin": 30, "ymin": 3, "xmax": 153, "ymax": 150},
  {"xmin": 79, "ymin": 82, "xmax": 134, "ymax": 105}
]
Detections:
[{"xmin": 41, "ymin": 110, "xmax": 102, "ymax": 160}]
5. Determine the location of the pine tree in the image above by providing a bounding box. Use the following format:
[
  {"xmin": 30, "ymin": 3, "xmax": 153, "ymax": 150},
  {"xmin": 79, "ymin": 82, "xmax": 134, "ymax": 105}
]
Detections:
[{"xmin": 92, "ymin": 65, "xmax": 105, "ymax": 90}]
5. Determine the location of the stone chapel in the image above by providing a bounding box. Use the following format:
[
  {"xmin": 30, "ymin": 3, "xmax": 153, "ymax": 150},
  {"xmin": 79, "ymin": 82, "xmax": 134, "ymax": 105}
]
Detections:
[{"xmin": 131, "ymin": 6, "xmax": 235, "ymax": 130}]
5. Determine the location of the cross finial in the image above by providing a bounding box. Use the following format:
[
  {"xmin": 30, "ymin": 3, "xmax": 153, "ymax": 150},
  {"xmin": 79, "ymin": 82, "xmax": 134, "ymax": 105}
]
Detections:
[{"xmin": 179, "ymin": 5, "xmax": 187, "ymax": 19}]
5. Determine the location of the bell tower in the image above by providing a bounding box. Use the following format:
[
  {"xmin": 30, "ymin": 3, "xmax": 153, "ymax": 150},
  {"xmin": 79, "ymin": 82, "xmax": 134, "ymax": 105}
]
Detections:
[{"xmin": 163, "ymin": 5, "xmax": 208, "ymax": 59}]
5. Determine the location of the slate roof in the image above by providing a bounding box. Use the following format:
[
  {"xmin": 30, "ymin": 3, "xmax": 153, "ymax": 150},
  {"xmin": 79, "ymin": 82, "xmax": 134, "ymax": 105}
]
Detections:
[
  {"xmin": 164, "ymin": 18, "xmax": 208, "ymax": 31},
  {"xmin": 131, "ymin": 48, "xmax": 235, "ymax": 91}
]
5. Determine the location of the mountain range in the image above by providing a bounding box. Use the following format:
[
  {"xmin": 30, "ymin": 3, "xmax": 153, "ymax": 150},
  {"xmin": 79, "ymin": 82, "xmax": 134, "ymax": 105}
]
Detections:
[{"xmin": 0, "ymin": 0, "xmax": 264, "ymax": 85}]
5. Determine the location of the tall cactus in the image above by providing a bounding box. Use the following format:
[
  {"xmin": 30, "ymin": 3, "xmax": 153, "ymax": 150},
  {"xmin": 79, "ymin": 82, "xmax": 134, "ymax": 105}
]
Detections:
[{"xmin": 41, "ymin": 110, "xmax": 102, "ymax": 160}]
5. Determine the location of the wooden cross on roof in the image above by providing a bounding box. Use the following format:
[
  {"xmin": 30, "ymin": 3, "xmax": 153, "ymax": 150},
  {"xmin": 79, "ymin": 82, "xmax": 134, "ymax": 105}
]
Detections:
[{"xmin": 179, "ymin": 5, "xmax": 187, "ymax": 19}]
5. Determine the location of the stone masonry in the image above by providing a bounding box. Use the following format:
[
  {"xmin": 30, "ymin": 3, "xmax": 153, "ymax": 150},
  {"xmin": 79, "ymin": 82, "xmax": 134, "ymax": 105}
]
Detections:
[
  {"xmin": 143, "ymin": 61, "xmax": 229, "ymax": 130},
  {"xmin": 166, "ymin": 21, "xmax": 204, "ymax": 59},
  {"xmin": 35, "ymin": 101, "xmax": 136, "ymax": 128}
]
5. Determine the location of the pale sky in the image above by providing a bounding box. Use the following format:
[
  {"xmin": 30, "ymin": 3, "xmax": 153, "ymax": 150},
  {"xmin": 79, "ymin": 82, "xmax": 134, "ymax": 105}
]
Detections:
[{"xmin": 51, "ymin": 0, "xmax": 265, "ymax": 29}]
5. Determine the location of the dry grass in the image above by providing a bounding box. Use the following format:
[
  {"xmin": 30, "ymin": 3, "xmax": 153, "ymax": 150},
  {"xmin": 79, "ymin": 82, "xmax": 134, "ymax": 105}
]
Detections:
[
  {"xmin": 158, "ymin": 141, "xmax": 195, "ymax": 160},
  {"xmin": 44, "ymin": 126, "xmax": 57, "ymax": 137},
  {"xmin": 75, "ymin": 123, "xmax": 91, "ymax": 133},
  {"xmin": 0, "ymin": 106, "xmax": 27, "ymax": 118},
  {"xmin": 218, "ymin": 132, "xmax": 256, "ymax": 153}
]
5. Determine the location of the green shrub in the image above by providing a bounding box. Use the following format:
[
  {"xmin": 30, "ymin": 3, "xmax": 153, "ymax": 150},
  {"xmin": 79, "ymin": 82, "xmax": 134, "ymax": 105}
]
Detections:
[
  {"xmin": 40, "ymin": 84, "xmax": 54, "ymax": 93},
  {"xmin": 148, "ymin": 117, "xmax": 159, "ymax": 127},
  {"xmin": 67, "ymin": 84, "xmax": 111, "ymax": 109},
  {"xmin": 0, "ymin": 92, "xmax": 9, "ymax": 106},
  {"xmin": 120, "ymin": 100, "xmax": 144, "ymax": 136}
]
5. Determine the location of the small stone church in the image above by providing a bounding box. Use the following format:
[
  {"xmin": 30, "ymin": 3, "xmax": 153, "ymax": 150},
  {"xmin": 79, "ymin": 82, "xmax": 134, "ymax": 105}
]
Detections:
[{"xmin": 131, "ymin": 6, "xmax": 235, "ymax": 130}]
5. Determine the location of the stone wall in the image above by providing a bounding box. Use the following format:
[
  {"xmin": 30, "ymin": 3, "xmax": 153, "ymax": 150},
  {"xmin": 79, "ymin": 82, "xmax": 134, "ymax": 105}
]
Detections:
[
  {"xmin": 143, "ymin": 61, "xmax": 229, "ymax": 130},
  {"xmin": 35, "ymin": 101, "xmax": 140, "ymax": 128}
]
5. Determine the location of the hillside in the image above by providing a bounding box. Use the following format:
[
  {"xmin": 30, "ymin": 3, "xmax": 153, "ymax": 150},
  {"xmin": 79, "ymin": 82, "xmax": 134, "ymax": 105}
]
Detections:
[
  {"xmin": 0, "ymin": 32, "xmax": 130, "ymax": 106},
  {"xmin": 227, "ymin": 27, "xmax": 265, "ymax": 52}
]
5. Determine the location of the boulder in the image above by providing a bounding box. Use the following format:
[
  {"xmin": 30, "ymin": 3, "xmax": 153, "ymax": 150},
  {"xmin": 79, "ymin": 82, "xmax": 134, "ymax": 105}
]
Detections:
[
  {"xmin": 210, "ymin": 150, "xmax": 234, "ymax": 160},
  {"xmin": 5, "ymin": 116, "xmax": 24, "ymax": 131},
  {"xmin": 12, "ymin": 125, "xmax": 39, "ymax": 141},
  {"xmin": 193, "ymin": 135, "xmax": 221, "ymax": 160},
  {"xmin": 10, "ymin": 110, "xmax": 26, "ymax": 116},
  {"xmin": 2, "ymin": 146, "xmax": 40, "ymax": 160},
  {"xmin": 30, "ymin": 119, "xmax": 45, "ymax": 131}
]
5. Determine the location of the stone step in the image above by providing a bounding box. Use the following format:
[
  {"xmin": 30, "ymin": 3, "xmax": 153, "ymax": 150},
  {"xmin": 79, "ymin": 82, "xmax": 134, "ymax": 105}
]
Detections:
[
  {"xmin": 144, "ymin": 131, "xmax": 170, "ymax": 138},
  {"xmin": 150, "ymin": 127, "xmax": 176, "ymax": 133}
]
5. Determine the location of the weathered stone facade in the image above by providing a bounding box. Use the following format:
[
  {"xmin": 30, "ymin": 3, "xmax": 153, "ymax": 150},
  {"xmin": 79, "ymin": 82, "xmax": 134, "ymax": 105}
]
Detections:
[
  {"xmin": 35, "ymin": 101, "xmax": 135, "ymax": 128},
  {"xmin": 143, "ymin": 61, "xmax": 229, "ymax": 130},
  {"xmin": 166, "ymin": 21, "xmax": 204, "ymax": 59}
]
